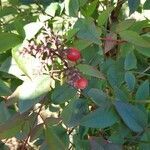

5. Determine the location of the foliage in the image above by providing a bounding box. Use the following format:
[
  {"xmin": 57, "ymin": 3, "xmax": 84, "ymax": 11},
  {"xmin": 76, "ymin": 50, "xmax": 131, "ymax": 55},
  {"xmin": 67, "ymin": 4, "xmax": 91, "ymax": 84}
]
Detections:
[{"xmin": 0, "ymin": 0, "xmax": 150, "ymax": 149}]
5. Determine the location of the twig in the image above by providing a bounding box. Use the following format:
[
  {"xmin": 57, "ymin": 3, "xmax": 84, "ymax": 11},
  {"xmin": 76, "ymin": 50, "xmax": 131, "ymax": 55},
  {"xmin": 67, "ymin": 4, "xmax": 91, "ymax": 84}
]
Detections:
[
  {"xmin": 111, "ymin": 0, "xmax": 126, "ymax": 22},
  {"xmin": 133, "ymin": 71, "xmax": 150, "ymax": 77},
  {"xmin": 68, "ymin": 128, "xmax": 75, "ymax": 135},
  {"xmin": 132, "ymin": 100, "xmax": 150, "ymax": 104},
  {"xmin": 100, "ymin": 37, "xmax": 126, "ymax": 44},
  {"xmin": 136, "ymin": 66, "xmax": 150, "ymax": 78},
  {"xmin": 21, "ymin": 102, "xmax": 45, "ymax": 150}
]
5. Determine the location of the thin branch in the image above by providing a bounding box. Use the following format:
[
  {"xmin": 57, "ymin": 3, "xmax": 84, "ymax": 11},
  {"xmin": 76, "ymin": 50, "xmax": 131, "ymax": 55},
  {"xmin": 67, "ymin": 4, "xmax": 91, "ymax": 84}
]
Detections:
[
  {"xmin": 21, "ymin": 102, "xmax": 45, "ymax": 150},
  {"xmin": 100, "ymin": 37, "xmax": 127, "ymax": 44},
  {"xmin": 132, "ymin": 100, "xmax": 150, "ymax": 104}
]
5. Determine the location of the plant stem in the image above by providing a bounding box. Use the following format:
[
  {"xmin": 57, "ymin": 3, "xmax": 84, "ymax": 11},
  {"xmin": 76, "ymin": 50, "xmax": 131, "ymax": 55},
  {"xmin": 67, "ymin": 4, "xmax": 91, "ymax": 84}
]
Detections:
[
  {"xmin": 100, "ymin": 37, "xmax": 126, "ymax": 44},
  {"xmin": 21, "ymin": 102, "xmax": 45, "ymax": 150}
]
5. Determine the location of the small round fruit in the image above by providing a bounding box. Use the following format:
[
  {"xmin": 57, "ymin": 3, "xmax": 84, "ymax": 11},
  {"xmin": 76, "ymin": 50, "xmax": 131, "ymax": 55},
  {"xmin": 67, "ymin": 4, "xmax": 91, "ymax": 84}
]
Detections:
[
  {"xmin": 74, "ymin": 77, "xmax": 88, "ymax": 89},
  {"xmin": 66, "ymin": 48, "xmax": 81, "ymax": 61}
]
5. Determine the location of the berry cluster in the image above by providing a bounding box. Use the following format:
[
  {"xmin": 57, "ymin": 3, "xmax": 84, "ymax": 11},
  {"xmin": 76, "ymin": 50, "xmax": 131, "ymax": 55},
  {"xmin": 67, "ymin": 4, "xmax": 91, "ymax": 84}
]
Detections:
[{"xmin": 22, "ymin": 28, "xmax": 88, "ymax": 90}]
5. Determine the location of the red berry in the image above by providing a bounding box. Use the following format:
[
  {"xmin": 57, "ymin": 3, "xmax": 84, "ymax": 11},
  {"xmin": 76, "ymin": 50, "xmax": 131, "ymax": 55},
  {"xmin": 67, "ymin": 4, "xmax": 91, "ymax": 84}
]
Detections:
[
  {"xmin": 74, "ymin": 77, "xmax": 88, "ymax": 89},
  {"xmin": 66, "ymin": 48, "xmax": 81, "ymax": 61}
]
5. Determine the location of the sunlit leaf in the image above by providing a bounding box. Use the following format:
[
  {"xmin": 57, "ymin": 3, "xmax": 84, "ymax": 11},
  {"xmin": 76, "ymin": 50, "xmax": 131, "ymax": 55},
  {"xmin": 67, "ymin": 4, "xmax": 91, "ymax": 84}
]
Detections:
[
  {"xmin": 12, "ymin": 45, "xmax": 43, "ymax": 79},
  {"xmin": 24, "ymin": 22, "xmax": 43, "ymax": 40},
  {"xmin": 115, "ymin": 19, "xmax": 135, "ymax": 33},
  {"xmin": 119, "ymin": 30, "xmax": 150, "ymax": 48},
  {"xmin": 98, "ymin": 7, "xmax": 113, "ymax": 26},
  {"xmin": 18, "ymin": 75, "xmax": 52, "ymax": 113},
  {"xmin": 135, "ymin": 46, "xmax": 150, "ymax": 57},
  {"xmin": 65, "ymin": 0, "xmax": 79, "ymax": 17},
  {"xmin": 45, "ymin": 2, "xmax": 60, "ymax": 17}
]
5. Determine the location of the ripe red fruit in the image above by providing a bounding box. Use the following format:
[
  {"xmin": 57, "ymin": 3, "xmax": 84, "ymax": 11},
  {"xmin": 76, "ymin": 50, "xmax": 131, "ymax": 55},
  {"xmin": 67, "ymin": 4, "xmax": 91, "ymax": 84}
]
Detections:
[
  {"xmin": 66, "ymin": 48, "xmax": 81, "ymax": 61},
  {"xmin": 74, "ymin": 77, "xmax": 88, "ymax": 89}
]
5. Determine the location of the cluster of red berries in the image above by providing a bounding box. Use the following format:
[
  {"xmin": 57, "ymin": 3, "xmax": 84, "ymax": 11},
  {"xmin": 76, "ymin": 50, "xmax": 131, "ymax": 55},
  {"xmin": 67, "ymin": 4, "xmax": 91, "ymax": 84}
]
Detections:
[
  {"xmin": 65, "ymin": 48, "xmax": 88, "ymax": 90},
  {"xmin": 22, "ymin": 29, "xmax": 88, "ymax": 90}
]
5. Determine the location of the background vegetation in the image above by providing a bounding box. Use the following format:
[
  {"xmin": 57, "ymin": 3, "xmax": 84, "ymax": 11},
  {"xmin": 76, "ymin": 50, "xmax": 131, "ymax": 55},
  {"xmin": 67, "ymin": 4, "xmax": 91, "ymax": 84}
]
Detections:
[{"xmin": 0, "ymin": 0, "xmax": 150, "ymax": 149}]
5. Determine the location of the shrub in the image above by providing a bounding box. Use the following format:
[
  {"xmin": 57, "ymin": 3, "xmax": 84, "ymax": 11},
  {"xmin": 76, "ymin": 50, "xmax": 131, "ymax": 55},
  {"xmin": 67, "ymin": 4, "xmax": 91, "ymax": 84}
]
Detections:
[{"xmin": 0, "ymin": 0, "xmax": 150, "ymax": 149}]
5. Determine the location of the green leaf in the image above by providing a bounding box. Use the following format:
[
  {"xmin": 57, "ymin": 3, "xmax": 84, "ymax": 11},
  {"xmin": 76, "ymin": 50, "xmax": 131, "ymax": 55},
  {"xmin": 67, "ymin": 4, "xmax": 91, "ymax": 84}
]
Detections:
[
  {"xmin": 128, "ymin": 0, "xmax": 140, "ymax": 15},
  {"xmin": 45, "ymin": 2, "xmax": 60, "ymax": 17},
  {"xmin": 18, "ymin": 75, "xmax": 52, "ymax": 113},
  {"xmin": 51, "ymin": 84, "xmax": 77, "ymax": 104},
  {"xmin": 114, "ymin": 87, "xmax": 128, "ymax": 101},
  {"xmin": 87, "ymin": 88, "xmax": 109, "ymax": 106},
  {"xmin": 109, "ymin": 124, "xmax": 130, "ymax": 144},
  {"xmin": 103, "ymin": 143, "xmax": 122, "ymax": 150},
  {"xmin": 135, "ymin": 46, "xmax": 150, "ymax": 57},
  {"xmin": 44, "ymin": 125, "xmax": 69, "ymax": 150},
  {"xmin": 136, "ymin": 80, "xmax": 149, "ymax": 100},
  {"xmin": 107, "ymin": 66, "xmax": 124, "ymax": 88},
  {"xmin": 73, "ymin": 39, "xmax": 92, "ymax": 50},
  {"xmin": 0, "ymin": 57, "xmax": 27, "ymax": 80},
  {"xmin": 65, "ymin": 0, "xmax": 79, "ymax": 17},
  {"xmin": 61, "ymin": 99, "xmax": 87, "ymax": 127},
  {"xmin": 125, "ymin": 72, "xmax": 136, "ymax": 90},
  {"xmin": 143, "ymin": 0, "xmax": 150, "ymax": 10},
  {"xmin": 89, "ymin": 138, "xmax": 105, "ymax": 150},
  {"xmin": 83, "ymin": 46, "xmax": 103, "ymax": 66},
  {"xmin": 89, "ymin": 137, "xmax": 122, "ymax": 150},
  {"xmin": 139, "ymin": 129, "xmax": 150, "ymax": 150},
  {"xmin": 12, "ymin": 45, "xmax": 43, "ymax": 79},
  {"xmin": 13, "ymin": 17, "xmax": 25, "ymax": 37},
  {"xmin": 114, "ymin": 100, "xmax": 147, "ymax": 132},
  {"xmin": 80, "ymin": 108, "xmax": 118, "ymax": 128},
  {"xmin": 66, "ymin": 28, "xmax": 79, "ymax": 41},
  {"xmin": 124, "ymin": 51, "xmax": 137, "ymax": 70},
  {"xmin": 44, "ymin": 117, "xmax": 61, "ymax": 126},
  {"xmin": 98, "ymin": 7, "xmax": 113, "ymax": 26},
  {"xmin": 0, "ymin": 113, "xmax": 27, "ymax": 139},
  {"xmin": 78, "ymin": 0, "xmax": 88, "ymax": 7},
  {"xmin": 0, "ymin": 33, "xmax": 22, "ymax": 53},
  {"xmin": 0, "ymin": 79, "xmax": 11, "ymax": 96},
  {"xmin": 0, "ymin": 52, "xmax": 10, "ymax": 64},
  {"xmin": 81, "ymin": 0, "xmax": 99, "ymax": 17},
  {"xmin": 0, "ymin": 6, "xmax": 17, "ymax": 18},
  {"xmin": 0, "ymin": 102, "xmax": 11, "ymax": 124},
  {"xmin": 75, "ymin": 139, "xmax": 90, "ymax": 150},
  {"xmin": 119, "ymin": 30, "xmax": 150, "ymax": 48},
  {"xmin": 74, "ymin": 18, "xmax": 100, "ymax": 44},
  {"xmin": 115, "ymin": 19, "xmax": 135, "ymax": 33},
  {"xmin": 77, "ymin": 64, "xmax": 105, "ymax": 79},
  {"xmin": 24, "ymin": 22, "xmax": 43, "ymax": 40},
  {"xmin": 129, "ymin": 20, "xmax": 150, "ymax": 33}
]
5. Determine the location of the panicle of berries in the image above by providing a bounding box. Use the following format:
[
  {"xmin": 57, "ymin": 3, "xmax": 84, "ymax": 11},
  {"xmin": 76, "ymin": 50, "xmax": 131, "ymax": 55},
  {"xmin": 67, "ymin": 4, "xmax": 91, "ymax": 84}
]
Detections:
[
  {"xmin": 21, "ymin": 25, "xmax": 88, "ymax": 89},
  {"xmin": 65, "ymin": 68, "xmax": 88, "ymax": 90}
]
